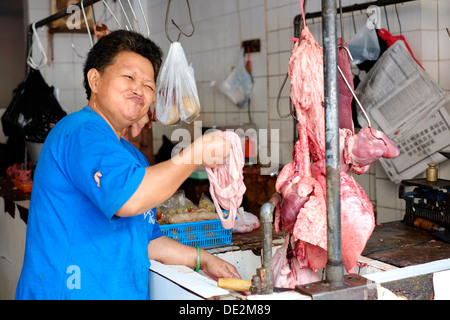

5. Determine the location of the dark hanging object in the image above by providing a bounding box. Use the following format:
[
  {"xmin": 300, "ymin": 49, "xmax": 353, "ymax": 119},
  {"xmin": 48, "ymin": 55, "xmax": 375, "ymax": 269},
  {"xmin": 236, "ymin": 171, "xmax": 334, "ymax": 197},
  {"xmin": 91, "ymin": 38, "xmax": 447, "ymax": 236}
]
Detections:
[
  {"xmin": 1, "ymin": 68, "xmax": 67, "ymax": 143},
  {"xmin": 355, "ymin": 30, "xmax": 389, "ymax": 73}
]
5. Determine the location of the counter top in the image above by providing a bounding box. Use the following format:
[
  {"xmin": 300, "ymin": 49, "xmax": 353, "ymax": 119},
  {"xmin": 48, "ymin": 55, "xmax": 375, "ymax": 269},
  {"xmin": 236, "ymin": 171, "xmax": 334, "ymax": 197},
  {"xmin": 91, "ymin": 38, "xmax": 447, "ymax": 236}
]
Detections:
[
  {"xmin": 230, "ymin": 220, "xmax": 450, "ymax": 268},
  {"xmin": 230, "ymin": 227, "xmax": 285, "ymax": 252},
  {"xmin": 363, "ymin": 221, "xmax": 450, "ymax": 267}
]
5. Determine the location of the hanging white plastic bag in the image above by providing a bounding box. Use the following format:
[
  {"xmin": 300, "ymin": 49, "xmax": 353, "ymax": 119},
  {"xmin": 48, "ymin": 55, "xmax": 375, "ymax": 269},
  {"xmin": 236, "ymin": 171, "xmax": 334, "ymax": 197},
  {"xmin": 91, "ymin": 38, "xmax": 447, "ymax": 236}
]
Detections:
[
  {"xmin": 156, "ymin": 42, "xmax": 201, "ymax": 126},
  {"xmin": 347, "ymin": 25, "xmax": 380, "ymax": 65},
  {"xmin": 233, "ymin": 207, "xmax": 260, "ymax": 233},
  {"xmin": 218, "ymin": 48, "xmax": 253, "ymax": 108}
]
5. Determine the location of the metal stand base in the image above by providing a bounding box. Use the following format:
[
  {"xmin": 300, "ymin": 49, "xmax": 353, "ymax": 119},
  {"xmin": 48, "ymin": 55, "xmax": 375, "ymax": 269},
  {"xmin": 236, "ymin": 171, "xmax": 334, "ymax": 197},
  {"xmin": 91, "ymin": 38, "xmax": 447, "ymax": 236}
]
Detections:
[{"xmin": 295, "ymin": 274, "xmax": 377, "ymax": 300}]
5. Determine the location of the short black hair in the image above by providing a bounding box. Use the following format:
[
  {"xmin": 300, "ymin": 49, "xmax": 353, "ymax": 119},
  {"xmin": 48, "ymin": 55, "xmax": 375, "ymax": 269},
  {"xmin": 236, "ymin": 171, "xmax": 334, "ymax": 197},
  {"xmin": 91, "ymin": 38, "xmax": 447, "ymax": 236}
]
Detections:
[{"xmin": 83, "ymin": 30, "xmax": 163, "ymax": 100}]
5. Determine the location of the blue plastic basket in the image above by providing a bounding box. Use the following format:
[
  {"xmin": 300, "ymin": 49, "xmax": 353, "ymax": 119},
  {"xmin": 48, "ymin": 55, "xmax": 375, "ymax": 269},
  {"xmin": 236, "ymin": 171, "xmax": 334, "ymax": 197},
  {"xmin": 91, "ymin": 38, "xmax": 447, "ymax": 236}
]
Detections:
[{"xmin": 159, "ymin": 219, "xmax": 232, "ymax": 248}]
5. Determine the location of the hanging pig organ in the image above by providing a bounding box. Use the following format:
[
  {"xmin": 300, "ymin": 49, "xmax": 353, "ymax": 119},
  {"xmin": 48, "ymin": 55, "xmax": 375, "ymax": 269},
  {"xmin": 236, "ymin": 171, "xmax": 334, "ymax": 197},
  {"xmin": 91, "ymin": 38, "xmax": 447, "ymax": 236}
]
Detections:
[{"xmin": 272, "ymin": 27, "xmax": 400, "ymax": 289}]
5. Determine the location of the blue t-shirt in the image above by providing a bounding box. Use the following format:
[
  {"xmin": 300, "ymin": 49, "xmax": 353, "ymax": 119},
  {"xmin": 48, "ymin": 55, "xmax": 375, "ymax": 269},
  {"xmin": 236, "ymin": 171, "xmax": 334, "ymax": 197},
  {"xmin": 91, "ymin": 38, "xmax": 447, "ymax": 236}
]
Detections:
[{"xmin": 15, "ymin": 106, "xmax": 163, "ymax": 300}]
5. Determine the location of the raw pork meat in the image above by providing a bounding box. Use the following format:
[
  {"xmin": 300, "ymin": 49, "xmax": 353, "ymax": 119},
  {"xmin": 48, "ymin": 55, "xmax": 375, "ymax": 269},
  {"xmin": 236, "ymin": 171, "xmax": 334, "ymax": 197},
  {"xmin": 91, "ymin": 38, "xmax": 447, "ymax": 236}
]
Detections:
[
  {"xmin": 272, "ymin": 234, "xmax": 320, "ymax": 288},
  {"xmin": 206, "ymin": 131, "xmax": 246, "ymax": 229},
  {"xmin": 233, "ymin": 207, "xmax": 260, "ymax": 233},
  {"xmin": 344, "ymin": 126, "xmax": 400, "ymax": 174},
  {"xmin": 273, "ymin": 26, "xmax": 328, "ymax": 288},
  {"xmin": 7, "ymin": 163, "xmax": 32, "ymax": 184},
  {"xmin": 272, "ymin": 25, "xmax": 400, "ymax": 287},
  {"xmin": 313, "ymin": 157, "xmax": 375, "ymax": 272}
]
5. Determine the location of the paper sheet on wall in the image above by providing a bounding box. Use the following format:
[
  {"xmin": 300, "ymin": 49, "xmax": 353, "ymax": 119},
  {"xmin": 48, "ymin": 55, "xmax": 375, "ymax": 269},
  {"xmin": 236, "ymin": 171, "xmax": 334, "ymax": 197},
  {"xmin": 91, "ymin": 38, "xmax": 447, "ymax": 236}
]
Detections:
[{"xmin": 355, "ymin": 40, "xmax": 450, "ymax": 184}]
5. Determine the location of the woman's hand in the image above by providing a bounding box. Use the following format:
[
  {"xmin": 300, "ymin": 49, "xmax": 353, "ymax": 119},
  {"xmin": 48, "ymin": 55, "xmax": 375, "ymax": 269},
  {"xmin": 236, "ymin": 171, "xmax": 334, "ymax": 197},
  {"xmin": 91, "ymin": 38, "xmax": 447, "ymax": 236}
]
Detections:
[
  {"xmin": 191, "ymin": 130, "xmax": 231, "ymax": 168},
  {"xmin": 148, "ymin": 236, "xmax": 241, "ymax": 283},
  {"xmin": 200, "ymin": 251, "xmax": 241, "ymax": 281}
]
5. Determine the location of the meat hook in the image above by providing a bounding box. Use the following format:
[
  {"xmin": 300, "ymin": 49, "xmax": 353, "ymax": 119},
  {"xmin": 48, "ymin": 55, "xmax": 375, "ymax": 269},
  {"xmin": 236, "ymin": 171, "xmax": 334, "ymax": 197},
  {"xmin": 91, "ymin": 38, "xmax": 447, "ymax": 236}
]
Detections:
[
  {"xmin": 118, "ymin": 0, "xmax": 133, "ymax": 31},
  {"xmin": 80, "ymin": 0, "xmax": 94, "ymax": 47},
  {"xmin": 126, "ymin": 0, "xmax": 142, "ymax": 34},
  {"xmin": 276, "ymin": 72, "xmax": 297, "ymax": 120},
  {"xmin": 337, "ymin": 65, "xmax": 371, "ymax": 128},
  {"xmin": 337, "ymin": 44, "xmax": 371, "ymax": 128},
  {"xmin": 165, "ymin": 0, "xmax": 195, "ymax": 43},
  {"xmin": 27, "ymin": 23, "xmax": 48, "ymax": 70},
  {"xmin": 101, "ymin": 0, "xmax": 123, "ymax": 29},
  {"xmin": 338, "ymin": 0, "xmax": 345, "ymax": 44},
  {"xmin": 395, "ymin": 3, "xmax": 402, "ymax": 36},
  {"xmin": 275, "ymin": 0, "xmax": 307, "ymax": 120},
  {"xmin": 71, "ymin": 43, "xmax": 86, "ymax": 59},
  {"xmin": 384, "ymin": 6, "xmax": 390, "ymax": 32},
  {"xmin": 338, "ymin": 44, "xmax": 353, "ymax": 64},
  {"xmin": 137, "ymin": 0, "xmax": 150, "ymax": 38}
]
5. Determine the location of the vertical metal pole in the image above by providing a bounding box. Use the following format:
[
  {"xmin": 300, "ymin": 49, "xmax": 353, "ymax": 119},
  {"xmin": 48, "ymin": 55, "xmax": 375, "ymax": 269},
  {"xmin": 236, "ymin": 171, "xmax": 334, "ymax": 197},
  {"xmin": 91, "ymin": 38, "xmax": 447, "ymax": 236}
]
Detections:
[
  {"xmin": 322, "ymin": 0, "xmax": 344, "ymax": 285},
  {"xmin": 260, "ymin": 193, "xmax": 280, "ymax": 294}
]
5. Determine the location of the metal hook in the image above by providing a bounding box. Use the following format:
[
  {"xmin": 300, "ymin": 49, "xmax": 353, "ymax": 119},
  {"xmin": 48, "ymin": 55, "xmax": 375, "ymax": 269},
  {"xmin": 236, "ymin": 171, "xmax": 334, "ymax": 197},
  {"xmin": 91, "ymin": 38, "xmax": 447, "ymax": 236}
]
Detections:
[
  {"xmin": 137, "ymin": 0, "xmax": 150, "ymax": 38},
  {"xmin": 118, "ymin": 0, "xmax": 133, "ymax": 31},
  {"xmin": 351, "ymin": 10, "xmax": 356, "ymax": 34},
  {"xmin": 165, "ymin": 0, "xmax": 195, "ymax": 43},
  {"xmin": 276, "ymin": 0, "xmax": 308, "ymax": 120},
  {"xmin": 81, "ymin": 0, "xmax": 93, "ymax": 47},
  {"xmin": 394, "ymin": 3, "xmax": 402, "ymax": 36},
  {"xmin": 383, "ymin": 6, "xmax": 390, "ymax": 32},
  {"xmin": 337, "ymin": 65, "xmax": 371, "ymax": 128},
  {"xmin": 338, "ymin": 44, "xmax": 353, "ymax": 61},
  {"xmin": 289, "ymin": 99, "xmax": 297, "ymax": 121},
  {"xmin": 27, "ymin": 23, "xmax": 48, "ymax": 70},
  {"xmin": 71, "ymin": 43, "xmax": 86, "ymax": 59},
  {"xmin": 91, "ymin": 1, "xmax": 97, "ymax": 25},
  {"xmin": 338, "ymin": 0, "xmax": 345, "ymax": 43},
  {"xmin": 102, "ymin": 0, "xmax": 123, "ymax": 29},
  {"xmin": 127, "ymin": 0, "xmax": 142, "ymax": 34},
  {"xmin": 276, "ymin": 72, "xmax": 295, "ymax": 119}
]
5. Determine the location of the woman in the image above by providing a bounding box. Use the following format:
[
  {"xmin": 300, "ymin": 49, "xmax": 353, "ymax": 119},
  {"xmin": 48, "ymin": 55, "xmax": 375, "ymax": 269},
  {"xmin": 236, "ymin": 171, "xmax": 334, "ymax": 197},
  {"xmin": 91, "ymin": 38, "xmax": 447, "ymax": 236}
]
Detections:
[{"xmin": 16, "ymin": 30, "xmax": 240, "ymax": 300}]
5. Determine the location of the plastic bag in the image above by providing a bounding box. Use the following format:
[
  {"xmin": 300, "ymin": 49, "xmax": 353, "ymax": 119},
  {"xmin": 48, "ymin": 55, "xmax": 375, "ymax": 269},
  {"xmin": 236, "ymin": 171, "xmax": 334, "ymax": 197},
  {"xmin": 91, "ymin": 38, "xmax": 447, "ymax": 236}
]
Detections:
[
  {"xmin": 347, "ymin": 25, "xmax": 380, "ymax": 65},
  {"xmin": 156, "ymin": 42, "xmax": 201, "ymax": 126},
  {"xmin": 198, "ymin": 193, "xmax": 216, "ymax": 212},
  {"xmin": 218, "ymin": 48, "xmax": 253, "ymax": 108},
  {"xmin": 1, "ymin": 68, "xmax": 67, "ymax": 143},
  {"xmin": 156, "ymin": 190, "xmax": 197, "ymax": 222},
  {"xmin": 233, "ymin": 207, "xmax": 260, "ymax": 233},
  {"xmin": 156, "ymin": 191, "xmax": 224, "ymax": 225}
]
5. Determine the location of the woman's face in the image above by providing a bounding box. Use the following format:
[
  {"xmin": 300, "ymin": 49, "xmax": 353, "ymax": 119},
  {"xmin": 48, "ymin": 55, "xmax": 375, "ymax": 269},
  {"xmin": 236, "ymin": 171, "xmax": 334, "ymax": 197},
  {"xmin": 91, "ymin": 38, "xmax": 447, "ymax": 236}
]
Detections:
[{"xmin": 88, "ymin": 51, "xmax": 156, "ymax": 136}]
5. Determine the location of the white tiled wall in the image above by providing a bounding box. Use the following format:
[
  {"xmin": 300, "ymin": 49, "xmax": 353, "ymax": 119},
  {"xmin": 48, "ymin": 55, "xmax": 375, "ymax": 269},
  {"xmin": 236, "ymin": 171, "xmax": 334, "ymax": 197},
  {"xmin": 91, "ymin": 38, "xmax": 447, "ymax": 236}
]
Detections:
[{"xmin": 22, "ymin": 0, "xmax": 450, "ymax": 223}]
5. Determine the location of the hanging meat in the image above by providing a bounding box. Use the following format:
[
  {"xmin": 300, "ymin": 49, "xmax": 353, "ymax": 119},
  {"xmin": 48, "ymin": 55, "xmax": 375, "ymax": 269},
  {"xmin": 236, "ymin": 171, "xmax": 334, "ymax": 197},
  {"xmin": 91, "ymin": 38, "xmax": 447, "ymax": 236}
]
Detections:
[
  {"xmin": 338, "ymin": 39, "xmax": 354, "ymax": 133},
  {"xmin": 272, "ymin": 24, "xmax": 400, "ymax": 288},
  {"xmin": 206, "ymin": 131, "xmax": 246, "ymax": 230}
]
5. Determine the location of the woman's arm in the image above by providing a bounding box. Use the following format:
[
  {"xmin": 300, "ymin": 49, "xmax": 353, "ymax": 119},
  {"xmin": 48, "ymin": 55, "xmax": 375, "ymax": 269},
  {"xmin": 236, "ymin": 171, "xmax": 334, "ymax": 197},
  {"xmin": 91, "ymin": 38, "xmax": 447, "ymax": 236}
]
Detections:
[
  {"xmin": 148, "ymin": 235, "xmax": 241, "ymax": 280},
  {"xmin": 116, "ymin": 131, "xmax": 230, "ymax": 217}
]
